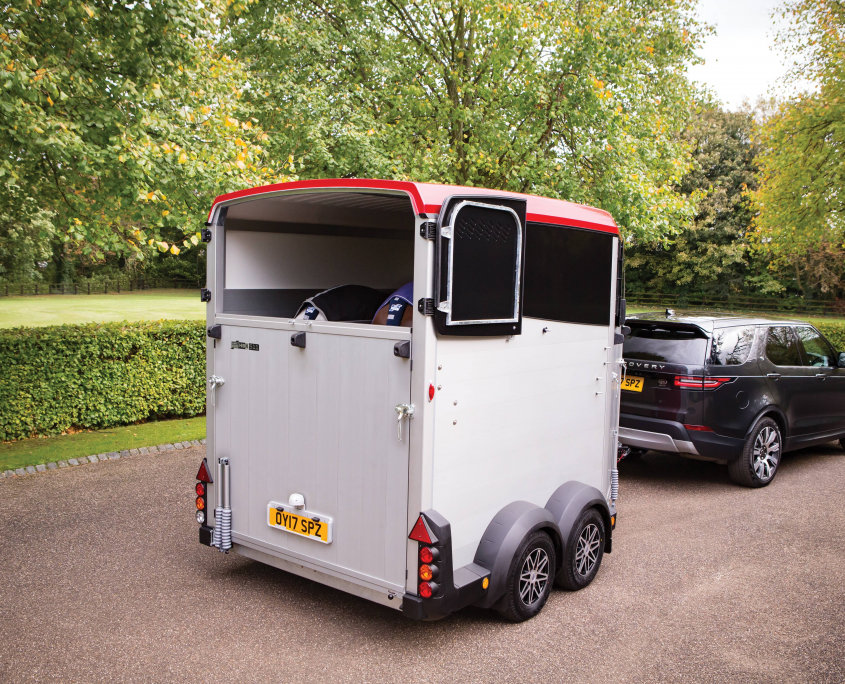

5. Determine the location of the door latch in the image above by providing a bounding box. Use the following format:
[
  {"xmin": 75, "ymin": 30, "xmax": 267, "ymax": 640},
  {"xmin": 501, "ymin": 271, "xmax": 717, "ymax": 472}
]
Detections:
[
  {"xmin": 208, "ymin": 375, "xmax": 225, "ymax": 407},
  {"xmin": 394, "ymin": 403, "xmax": 415, "ymax": 441}
]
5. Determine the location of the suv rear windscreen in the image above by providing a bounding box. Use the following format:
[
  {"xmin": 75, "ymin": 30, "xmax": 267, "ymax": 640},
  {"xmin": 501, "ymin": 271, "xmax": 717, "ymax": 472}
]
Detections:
[{"xmin": 624, "ymin": 324, "xmax": 709, "ymax": 365}]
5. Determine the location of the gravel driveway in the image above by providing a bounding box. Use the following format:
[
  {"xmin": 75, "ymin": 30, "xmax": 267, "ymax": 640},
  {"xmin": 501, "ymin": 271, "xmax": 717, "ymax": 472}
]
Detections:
[{"xmin": 1, "ymin": 445, "xmax": 843, "ymax": 683}]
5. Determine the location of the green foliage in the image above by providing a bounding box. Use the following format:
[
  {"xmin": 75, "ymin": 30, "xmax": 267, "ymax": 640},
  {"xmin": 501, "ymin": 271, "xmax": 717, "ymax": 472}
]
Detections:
[
  {"xmin": 0, "ymin": 320, "xmax": 205, "ymax": 441},
  {"xmin": 751, "ymin": 0, "xmax": 845, "ymax": 297},
  {"xmin": 228, "ymin": 0, "xmax": 703, "ymax": 241},
  {"xmin": 815, "ymin": 321, "xmax": 845, "ymax": 352},
  {"xmin": 627, "ymin": 104, "xmax": 784, "ymax": 297},
  {"xmin": 0, "ymin": 0, "xmax": 289, "ymax": 269}
]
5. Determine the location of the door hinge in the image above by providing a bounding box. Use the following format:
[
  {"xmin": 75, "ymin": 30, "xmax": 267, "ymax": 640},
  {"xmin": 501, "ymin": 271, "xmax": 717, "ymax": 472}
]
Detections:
[
  {"xmin": 200, "ymin": 288, "xmax": 212, "ymax": 303},
  {"xmin": 201, "ymin": 228, "xmax": 213, "ymax": 243},
  {"xmin": 417, "ymin": 298, "xmax": 435, "ymax": 316},
  {"xmin": 207, "ymin": 324, "xmax": 221, "ymax": 339},
  {"xmin": 419, "ymin": 221, "xmax": 437, "ymax": 240}
]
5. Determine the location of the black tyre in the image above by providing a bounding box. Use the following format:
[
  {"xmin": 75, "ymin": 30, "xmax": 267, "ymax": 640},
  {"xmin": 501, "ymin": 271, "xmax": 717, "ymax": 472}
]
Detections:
[
  {"xmin": 556, "ymin": 508, "xmax": 605, "ymax": 591},
  {"xmin": 496, "ymin": 531, "xmax": 556, "ymax": 622},
  {"xmin": 728, "ymin": 417, "xmax": 782, "ymax": 487},
  {"xmin": 840, "ymin": 437, "xmax": 845, "ymax": 451}
]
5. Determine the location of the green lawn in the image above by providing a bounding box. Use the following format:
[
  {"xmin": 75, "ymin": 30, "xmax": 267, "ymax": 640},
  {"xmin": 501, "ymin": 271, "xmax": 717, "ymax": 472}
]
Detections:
[
  {"xmin": 0, "ymin": 416, "xmax": 206, "ymax": 472},
  {"xmin": 0, "ymin": 289, "xmax": 205, "ymax": 328}
]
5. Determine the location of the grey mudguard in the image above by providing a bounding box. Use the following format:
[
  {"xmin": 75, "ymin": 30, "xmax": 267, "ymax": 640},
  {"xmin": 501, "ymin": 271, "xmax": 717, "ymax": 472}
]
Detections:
[
  {"xmin": 545, "ymin": 481, "xmax": 613, "ymax": 555},
  {"xmin": 472, "ymin": 501, "xmax": 561, "ymax": 609}
]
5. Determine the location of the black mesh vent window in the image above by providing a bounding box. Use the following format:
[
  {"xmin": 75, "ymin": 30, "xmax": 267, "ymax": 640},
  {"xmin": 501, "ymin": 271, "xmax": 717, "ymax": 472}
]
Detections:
[{"xmin": 435, "ymin": 196, "xmax": 526, "ymax": 336}]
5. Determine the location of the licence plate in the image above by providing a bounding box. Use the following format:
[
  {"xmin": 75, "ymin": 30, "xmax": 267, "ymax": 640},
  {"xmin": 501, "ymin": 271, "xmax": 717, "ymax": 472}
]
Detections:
[
  {"xmin": 621, "ymin": 375, "xmax": 644, "ymax": 392},
  {"xmin": 267, "ymin": 502, "xmax": 333, "ymax": 544}
]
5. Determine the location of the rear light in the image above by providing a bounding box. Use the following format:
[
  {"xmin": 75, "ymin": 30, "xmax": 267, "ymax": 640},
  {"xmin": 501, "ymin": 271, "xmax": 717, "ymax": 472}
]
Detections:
[
  {"xmin": 674, "ymin": 375, "xmax": 732, "ymax": 390},
  {"xmin": 419, "ymin": 581, "xmax": 439, "ymax": 599},
  {"xmin": 195, "ymin": 459, "xmax": 210, "ymax": 525},
  {"xmin": 684, "ymin": 424, "xmax": 714, "ymax": 432},
  {"xmin": 410, "ymin": 515, "xmax": 441, "ymax": 599}
]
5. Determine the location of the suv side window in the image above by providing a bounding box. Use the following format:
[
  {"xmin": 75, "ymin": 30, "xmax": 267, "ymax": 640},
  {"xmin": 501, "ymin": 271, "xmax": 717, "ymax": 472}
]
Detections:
[
  {"xmin": 765, "ymin": 326, "xmax": 802, "ymax": 366},
  {"xmin": 709, "ymin": 325, "xmax": 756, "ymax": 365},
  {"xmin": 796, "ymin": 326, "xmax": 836, "ymax": 367}
]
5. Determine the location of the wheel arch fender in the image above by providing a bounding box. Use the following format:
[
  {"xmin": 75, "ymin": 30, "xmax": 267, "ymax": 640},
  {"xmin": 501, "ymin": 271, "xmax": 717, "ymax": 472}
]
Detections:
[
  {"xmin": 472, "ymin": 501, "xmax": 560, "ymax": 609},
  {"xmin": 747, "ymin": 406, "xmax": 788, "ymax": 440},
  {"xmin": 545, "ymin": 481, "xmax": 612, "ymax": 556}
]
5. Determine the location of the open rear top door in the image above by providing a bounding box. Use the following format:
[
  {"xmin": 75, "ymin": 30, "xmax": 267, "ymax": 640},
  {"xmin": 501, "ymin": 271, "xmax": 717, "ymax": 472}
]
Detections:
[{"xmin": 434, "ymin": 196, "xmax": 526, "ymax": 336}]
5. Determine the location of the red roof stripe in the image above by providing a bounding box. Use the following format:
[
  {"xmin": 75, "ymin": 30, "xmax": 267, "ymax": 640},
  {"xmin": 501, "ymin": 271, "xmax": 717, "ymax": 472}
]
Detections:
[{"xmin": 209, "ymin": 179, "xmax": 619, "ymax": 236}]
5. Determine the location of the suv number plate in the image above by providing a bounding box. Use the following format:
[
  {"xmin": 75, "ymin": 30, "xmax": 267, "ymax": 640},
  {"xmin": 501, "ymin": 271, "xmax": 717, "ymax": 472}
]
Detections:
[{"xmin": 622, "ymin": 375, "xmax": 644, "ymax": 392}]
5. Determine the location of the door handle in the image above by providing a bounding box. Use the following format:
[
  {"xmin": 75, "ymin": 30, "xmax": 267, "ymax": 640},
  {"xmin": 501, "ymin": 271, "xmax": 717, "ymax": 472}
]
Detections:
[
  {"xmin": 766, "ymin": 373, "xmax": 781, "ymax": 379},
  {"xmin": 394, "ymin": 403, "xmax": 415, "ymax": 441}
]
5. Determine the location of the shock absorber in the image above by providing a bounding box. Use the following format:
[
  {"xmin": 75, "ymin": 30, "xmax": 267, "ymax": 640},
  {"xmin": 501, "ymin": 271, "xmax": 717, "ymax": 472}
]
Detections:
[{"xmin": 212, "ymin": 457, "xmax": 232, "ymax": 552}]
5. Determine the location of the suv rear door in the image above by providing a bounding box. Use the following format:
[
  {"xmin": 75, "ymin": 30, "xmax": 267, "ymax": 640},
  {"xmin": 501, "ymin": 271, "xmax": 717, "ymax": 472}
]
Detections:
[{"xmin": 795, "ymin": 326, "xmax": 845, "ymax": 436}]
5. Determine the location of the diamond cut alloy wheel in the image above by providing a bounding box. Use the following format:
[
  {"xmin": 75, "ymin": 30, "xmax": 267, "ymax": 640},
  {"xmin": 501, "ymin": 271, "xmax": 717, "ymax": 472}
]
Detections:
[
  {"xmin": 518, "ymin": 547, "xmax": 551, "ymax": 606},
  {"xmin": 574, "ymin": 522, "xmax": 601, "ymax": 576},
  {"xmin": 752, "ymin": 425, "xmax": 780, "ymax": 482}
]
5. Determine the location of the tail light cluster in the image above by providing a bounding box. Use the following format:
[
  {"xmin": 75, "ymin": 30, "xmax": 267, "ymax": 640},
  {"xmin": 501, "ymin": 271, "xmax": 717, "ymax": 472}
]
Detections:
[
  {"xmin": 674, "ymin": 375, "xmax": 732, "ymax": 390},
  {"xmin": 195, "ymin": 458, "xmax": 213, "ymax": 524},
  {"xmin": 409, "ymin": 515, "xmax": 440, "ymax": 599}
]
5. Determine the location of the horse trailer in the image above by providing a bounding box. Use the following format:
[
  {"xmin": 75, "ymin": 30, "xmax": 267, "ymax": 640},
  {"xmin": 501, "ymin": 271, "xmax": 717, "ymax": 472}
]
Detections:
[{"xmin": 195, "ymin": 178, "xmax": 624, "ymax": 621}]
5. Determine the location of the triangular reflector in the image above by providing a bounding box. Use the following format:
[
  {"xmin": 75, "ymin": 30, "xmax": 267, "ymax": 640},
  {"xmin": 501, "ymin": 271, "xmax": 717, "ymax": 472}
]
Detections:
[
  {"xmin": 408, "ymin": 515, "xmax": 432, "ymax": 544},
  {"xmin": 196, "ymin": 458, "xmax": 213, "ymax": 483}
]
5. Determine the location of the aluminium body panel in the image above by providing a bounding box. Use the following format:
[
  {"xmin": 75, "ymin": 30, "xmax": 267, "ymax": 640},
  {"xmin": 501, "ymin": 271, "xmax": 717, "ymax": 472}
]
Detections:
[
  {"xmin": 211, "ymin": 320, "xmax": 412, "ymax": 595},
  {"xmin": 430, "ymin": 316, "xmax": 616, "ymax": 569}
]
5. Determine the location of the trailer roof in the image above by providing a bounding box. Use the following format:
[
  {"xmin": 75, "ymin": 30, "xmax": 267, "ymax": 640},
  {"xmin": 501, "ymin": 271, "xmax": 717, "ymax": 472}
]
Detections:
[{"xmin": 209, "ymin": 179, "xmax": 619, "ymax": 235}]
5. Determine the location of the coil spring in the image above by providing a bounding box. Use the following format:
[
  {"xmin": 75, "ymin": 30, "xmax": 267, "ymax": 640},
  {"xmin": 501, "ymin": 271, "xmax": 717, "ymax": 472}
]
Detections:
[
  {"xmin": 213, "ymin": 506, "xmax": 232, "ymax": 552},
  {"xmin": 611, "ymin": 468, "xmax": 619, "ymax": 503},
  {"xmin": 214, "ymin": 508, "xmax": 232, "ymax": 552}
]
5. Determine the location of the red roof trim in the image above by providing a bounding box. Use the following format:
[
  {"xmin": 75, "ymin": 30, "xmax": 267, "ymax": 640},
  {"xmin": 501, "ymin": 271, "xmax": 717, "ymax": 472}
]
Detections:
[{"xmin": 209, "ymin": 179, "xmax": 619, "ymax": 236}]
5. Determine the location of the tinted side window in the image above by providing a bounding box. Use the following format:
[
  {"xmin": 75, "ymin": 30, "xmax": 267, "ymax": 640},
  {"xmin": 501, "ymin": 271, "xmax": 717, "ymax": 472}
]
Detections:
[
  {"xmin": 796, "ymin": 326, "xmax": 836, "ymax": 367},
  {"xmin": 709, "ymin": 326, "xmax": 756, "ymax": 366},
  {"xmin": 523, "ymin": 223, "xmax": 613, "ymax": 326},
  {"xmin": 765, "ymin": 327, "xmax": 801, "ymax": 366},
  {"xmin": 623, "ymin": 326, "xmax": 709, "ymax": 364}
]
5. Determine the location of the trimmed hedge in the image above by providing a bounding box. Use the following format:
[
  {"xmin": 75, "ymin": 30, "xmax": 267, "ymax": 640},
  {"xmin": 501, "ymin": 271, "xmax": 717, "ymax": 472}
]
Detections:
[
  {"xmin": 0, "ymin": 317, "xmax": 842, "ymax": 443},
  {"xmin": 0, "ymin": 320, "xmax": 205, "ymax": 442},
  {"xmin": 815, "ymin": 321, "xmax": 845, "ymax": 352}
]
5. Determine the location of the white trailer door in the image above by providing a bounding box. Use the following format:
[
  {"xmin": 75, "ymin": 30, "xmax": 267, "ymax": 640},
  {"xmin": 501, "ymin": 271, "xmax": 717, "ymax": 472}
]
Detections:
[{"xmin": 211, "ymin": 323, "xmax": 411, "ymax": 595}]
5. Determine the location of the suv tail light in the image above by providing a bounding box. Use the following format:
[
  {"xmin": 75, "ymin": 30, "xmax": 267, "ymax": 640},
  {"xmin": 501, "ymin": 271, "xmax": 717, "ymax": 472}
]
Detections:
[{"xmin": 674, "ymin": 375, "xmax": 733, "ymax": 390}]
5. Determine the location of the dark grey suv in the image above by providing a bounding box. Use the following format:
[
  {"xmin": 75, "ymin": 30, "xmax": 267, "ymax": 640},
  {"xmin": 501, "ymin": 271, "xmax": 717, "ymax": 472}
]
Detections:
[{"xmin": 619, "ymin": 313, "xmax": 845, "ymax": 487}]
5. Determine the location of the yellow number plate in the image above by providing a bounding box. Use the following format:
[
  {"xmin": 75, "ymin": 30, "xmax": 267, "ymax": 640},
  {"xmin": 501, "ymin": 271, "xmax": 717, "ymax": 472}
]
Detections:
[
  {"xmin": 267, "ymin": 503, "xmax": 333, "ymax": 544},
  {"xmin": 622, "ymin": 375, "xmax": 645, "ymax": 392}
]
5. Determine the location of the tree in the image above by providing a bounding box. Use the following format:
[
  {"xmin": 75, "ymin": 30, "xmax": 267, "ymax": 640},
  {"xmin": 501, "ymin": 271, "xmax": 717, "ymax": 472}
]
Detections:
[
  {"xmin": 227, "ymin": 0, "xmax": 704, "ymax": 242},
  {"xmin": 626, "ymin": 104, "xmax": 781, "ymax": 297},
  {"xmin": 751, "ymin": 0, "xmax": 845, "ymax": 297},
  {"xmin": 0, "ymin": 0, "xmax": 288, "ymax": 274}
]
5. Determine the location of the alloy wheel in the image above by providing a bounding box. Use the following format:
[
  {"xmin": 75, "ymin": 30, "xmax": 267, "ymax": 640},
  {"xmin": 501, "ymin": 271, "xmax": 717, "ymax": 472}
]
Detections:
[
  {"xmin": 752, "ymin": 426, "xmax": 780, "ymax": 482},
  {"xmin": 574, "ymin": 523, "xmax": 601, "ymax": 576},
  {"xmin": 518, "ymin": 547, "xmax": 550, "ymax": 606}
]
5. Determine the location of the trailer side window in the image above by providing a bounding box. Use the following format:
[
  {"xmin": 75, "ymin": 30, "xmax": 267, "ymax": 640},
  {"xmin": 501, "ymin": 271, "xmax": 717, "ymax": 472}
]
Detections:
[{"xmin": 523, "ymin": 223, "xmax": 614, "ymax": 326}]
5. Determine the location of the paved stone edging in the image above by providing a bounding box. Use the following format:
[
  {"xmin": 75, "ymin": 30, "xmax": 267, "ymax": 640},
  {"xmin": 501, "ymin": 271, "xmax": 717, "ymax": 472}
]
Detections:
[{"xmin": 0, "ymin": 439, "xmax": 206, "ymax": 479}]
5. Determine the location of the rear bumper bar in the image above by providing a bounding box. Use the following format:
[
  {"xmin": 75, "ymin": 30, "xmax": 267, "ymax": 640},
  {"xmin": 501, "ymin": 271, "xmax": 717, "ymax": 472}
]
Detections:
[{"xmin": 618, "ymin": 426, "xmax": 699, "ymax": 456}]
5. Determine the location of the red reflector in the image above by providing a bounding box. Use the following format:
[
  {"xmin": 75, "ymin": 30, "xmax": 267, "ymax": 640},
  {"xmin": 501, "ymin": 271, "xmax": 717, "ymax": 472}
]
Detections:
[
  {"xmin": 674, "ymin": 376, "xmax": 732, "ymax": 390},
  {"xmin": 684, "ymin": 424, "xmax": 713, "ymax": 432},
  {"xmin": 419, "ymin": 581, "xmax": 433, "ymax": 599},
  {"xmin": 195, "ymin": 482, "xmax": 205, "ymax": 497},
  {"xmin": 428, "ymin": 384, "xmax": 435, "ymax": 401},
  {"xmin": 419, "ymin": 546, "xmax": 434, "ymax": 564},
  {"xmin": 409, "ymin": 516, "xmax": 432, "ymax": 544},
  {"xmin": 195, "ymin": 458, "xmax": 213, "ymax": 483}
]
